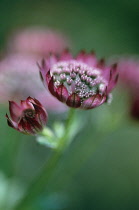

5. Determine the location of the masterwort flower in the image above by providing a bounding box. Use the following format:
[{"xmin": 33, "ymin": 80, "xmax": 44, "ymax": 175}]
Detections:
[
  {"xmin": 118, "ymin": 58, "xmax": 139, "ymax": 92},
  {"xmin": 7, "ymin": 27, "xmax": 70, "ymax": 57},
  {"xmin": 6, "ymin": 97, "xmax": 48, "ymax": 135},
  {"xmin": 117, "ymin": 57, "xmax": 139, "ymax": 119},
  {"xmin": 38, "ymin": 50, "xmax": 118, "ymax": 109}
]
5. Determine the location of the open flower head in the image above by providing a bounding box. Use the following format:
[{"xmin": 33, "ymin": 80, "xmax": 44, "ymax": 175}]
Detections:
[
  {"xmin": 6, "ymin": 97, "xmax": 48, "ymax": 135},
  {"xmin": 39, "ymin": 50, "xmax": 118, "ymax": 109}
]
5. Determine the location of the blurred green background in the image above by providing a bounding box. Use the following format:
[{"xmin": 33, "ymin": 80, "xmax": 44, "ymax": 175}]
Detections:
[{"xmin": 0, "ymin": 0, "xmax": 139, "ymax": 209}]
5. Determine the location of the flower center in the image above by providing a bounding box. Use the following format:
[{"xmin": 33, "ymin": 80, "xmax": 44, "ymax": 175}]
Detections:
[
  {"xmin": 51, "ymin": 60, "xmax": 107, "ymax": 99},
  {"xmin": 23, "ymin": 109, "xmax": 35, "ymax": 118}
]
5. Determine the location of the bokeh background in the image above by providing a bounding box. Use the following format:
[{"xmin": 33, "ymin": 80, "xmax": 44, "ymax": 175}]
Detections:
[{"xmin": 0, "ymin": 0, "xmax": 139, "ymax": 209}]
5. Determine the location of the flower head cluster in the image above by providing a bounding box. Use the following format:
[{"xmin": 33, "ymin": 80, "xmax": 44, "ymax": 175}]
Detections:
[
  {"xmin": 39, "ymin": 50, "xmax": 118, "ymax": 109},
  {"xmin": 6, "ymin": 97, "xmax": 48, "ymax": 135}
]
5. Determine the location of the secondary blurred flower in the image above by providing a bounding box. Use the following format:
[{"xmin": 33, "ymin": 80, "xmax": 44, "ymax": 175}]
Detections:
[
  {"xmin": 7, "ymin": 27, "xmax": 70, "ymax": 57},
  {"xmin": 6, "ymin": 97, "xmax": 48, "ymax": 135},
  {"xmin": 118, "ymin": 58, "xmax": 139, "ymax": 91},
  {"xmin": 0, "ymin": 54, "xmax": 67, "ymax": 112},
  {"xmin": 117, "ymin": 57, "xmax": 139, "ymax": 119},
  {"xmin": 39, "ymin": 50, "xmax": 118, "ymax": 109}
]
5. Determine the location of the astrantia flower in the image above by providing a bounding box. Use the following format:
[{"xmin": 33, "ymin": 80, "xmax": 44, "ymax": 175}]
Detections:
[
  {"xmin": 118, "ymin": 58, "xmax": 139, "ymax": 92},
  {"xmin": 117, "ymin": 57, "xmax": 139, "ymax": 119},
  {"xmin": 38, "ymin": 50, "xmax": 118, "ymax": 109},
  {"xmin": 7, "ymin": 27, "xmax": 70, "ymax": 57},
  {"xmin": 6, "ymin": 97, "xmax": 48, "ymax": 135}
]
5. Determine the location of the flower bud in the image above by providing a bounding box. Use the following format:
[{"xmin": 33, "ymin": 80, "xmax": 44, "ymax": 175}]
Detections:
[{"xmin": 6, "ymin": 97, "xmax": 48, "ymax": 135}]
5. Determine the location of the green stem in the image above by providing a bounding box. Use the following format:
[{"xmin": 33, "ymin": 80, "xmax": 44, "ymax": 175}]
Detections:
[
  {"xmin": 14, "ymin": 108, "xmax": 75, "ymax": 210},
  {"xmin": 58, "ymin": 108, "xmax": 75, "ymax": 150}
]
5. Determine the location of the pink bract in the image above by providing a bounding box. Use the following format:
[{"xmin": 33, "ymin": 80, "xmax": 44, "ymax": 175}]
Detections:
[
  {"xmin": 38, "ymin": 50, "xmax": 118, "ymax": 109},
  {"xmin": 6, "ymin": 97, "xmax": 48, "ymax": 135}
]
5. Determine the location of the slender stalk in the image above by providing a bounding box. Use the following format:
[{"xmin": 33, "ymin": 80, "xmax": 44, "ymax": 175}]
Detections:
[{"xmin": 14, "ymin": 108, "xmax": 75, "ymax": 210}]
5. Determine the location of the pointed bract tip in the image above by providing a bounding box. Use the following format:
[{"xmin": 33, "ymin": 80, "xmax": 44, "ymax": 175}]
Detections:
[
  {"xmin": 5, "ymin": 113, "xmax": 9, "ymax": 119},
  {"xmin": 80, "ymin": 49, "xmax": 86, "ymax": 54},
  {"xmin": 97, "ymin": 58, "xmax": 105, "ymax": 67},
  {"xmin": 63, "ymin": 48, "xmax": 70, "ymax": 53},
  {"xmin": 90, "ymin": 50, "xmax": 95, "ymax": 55}
]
